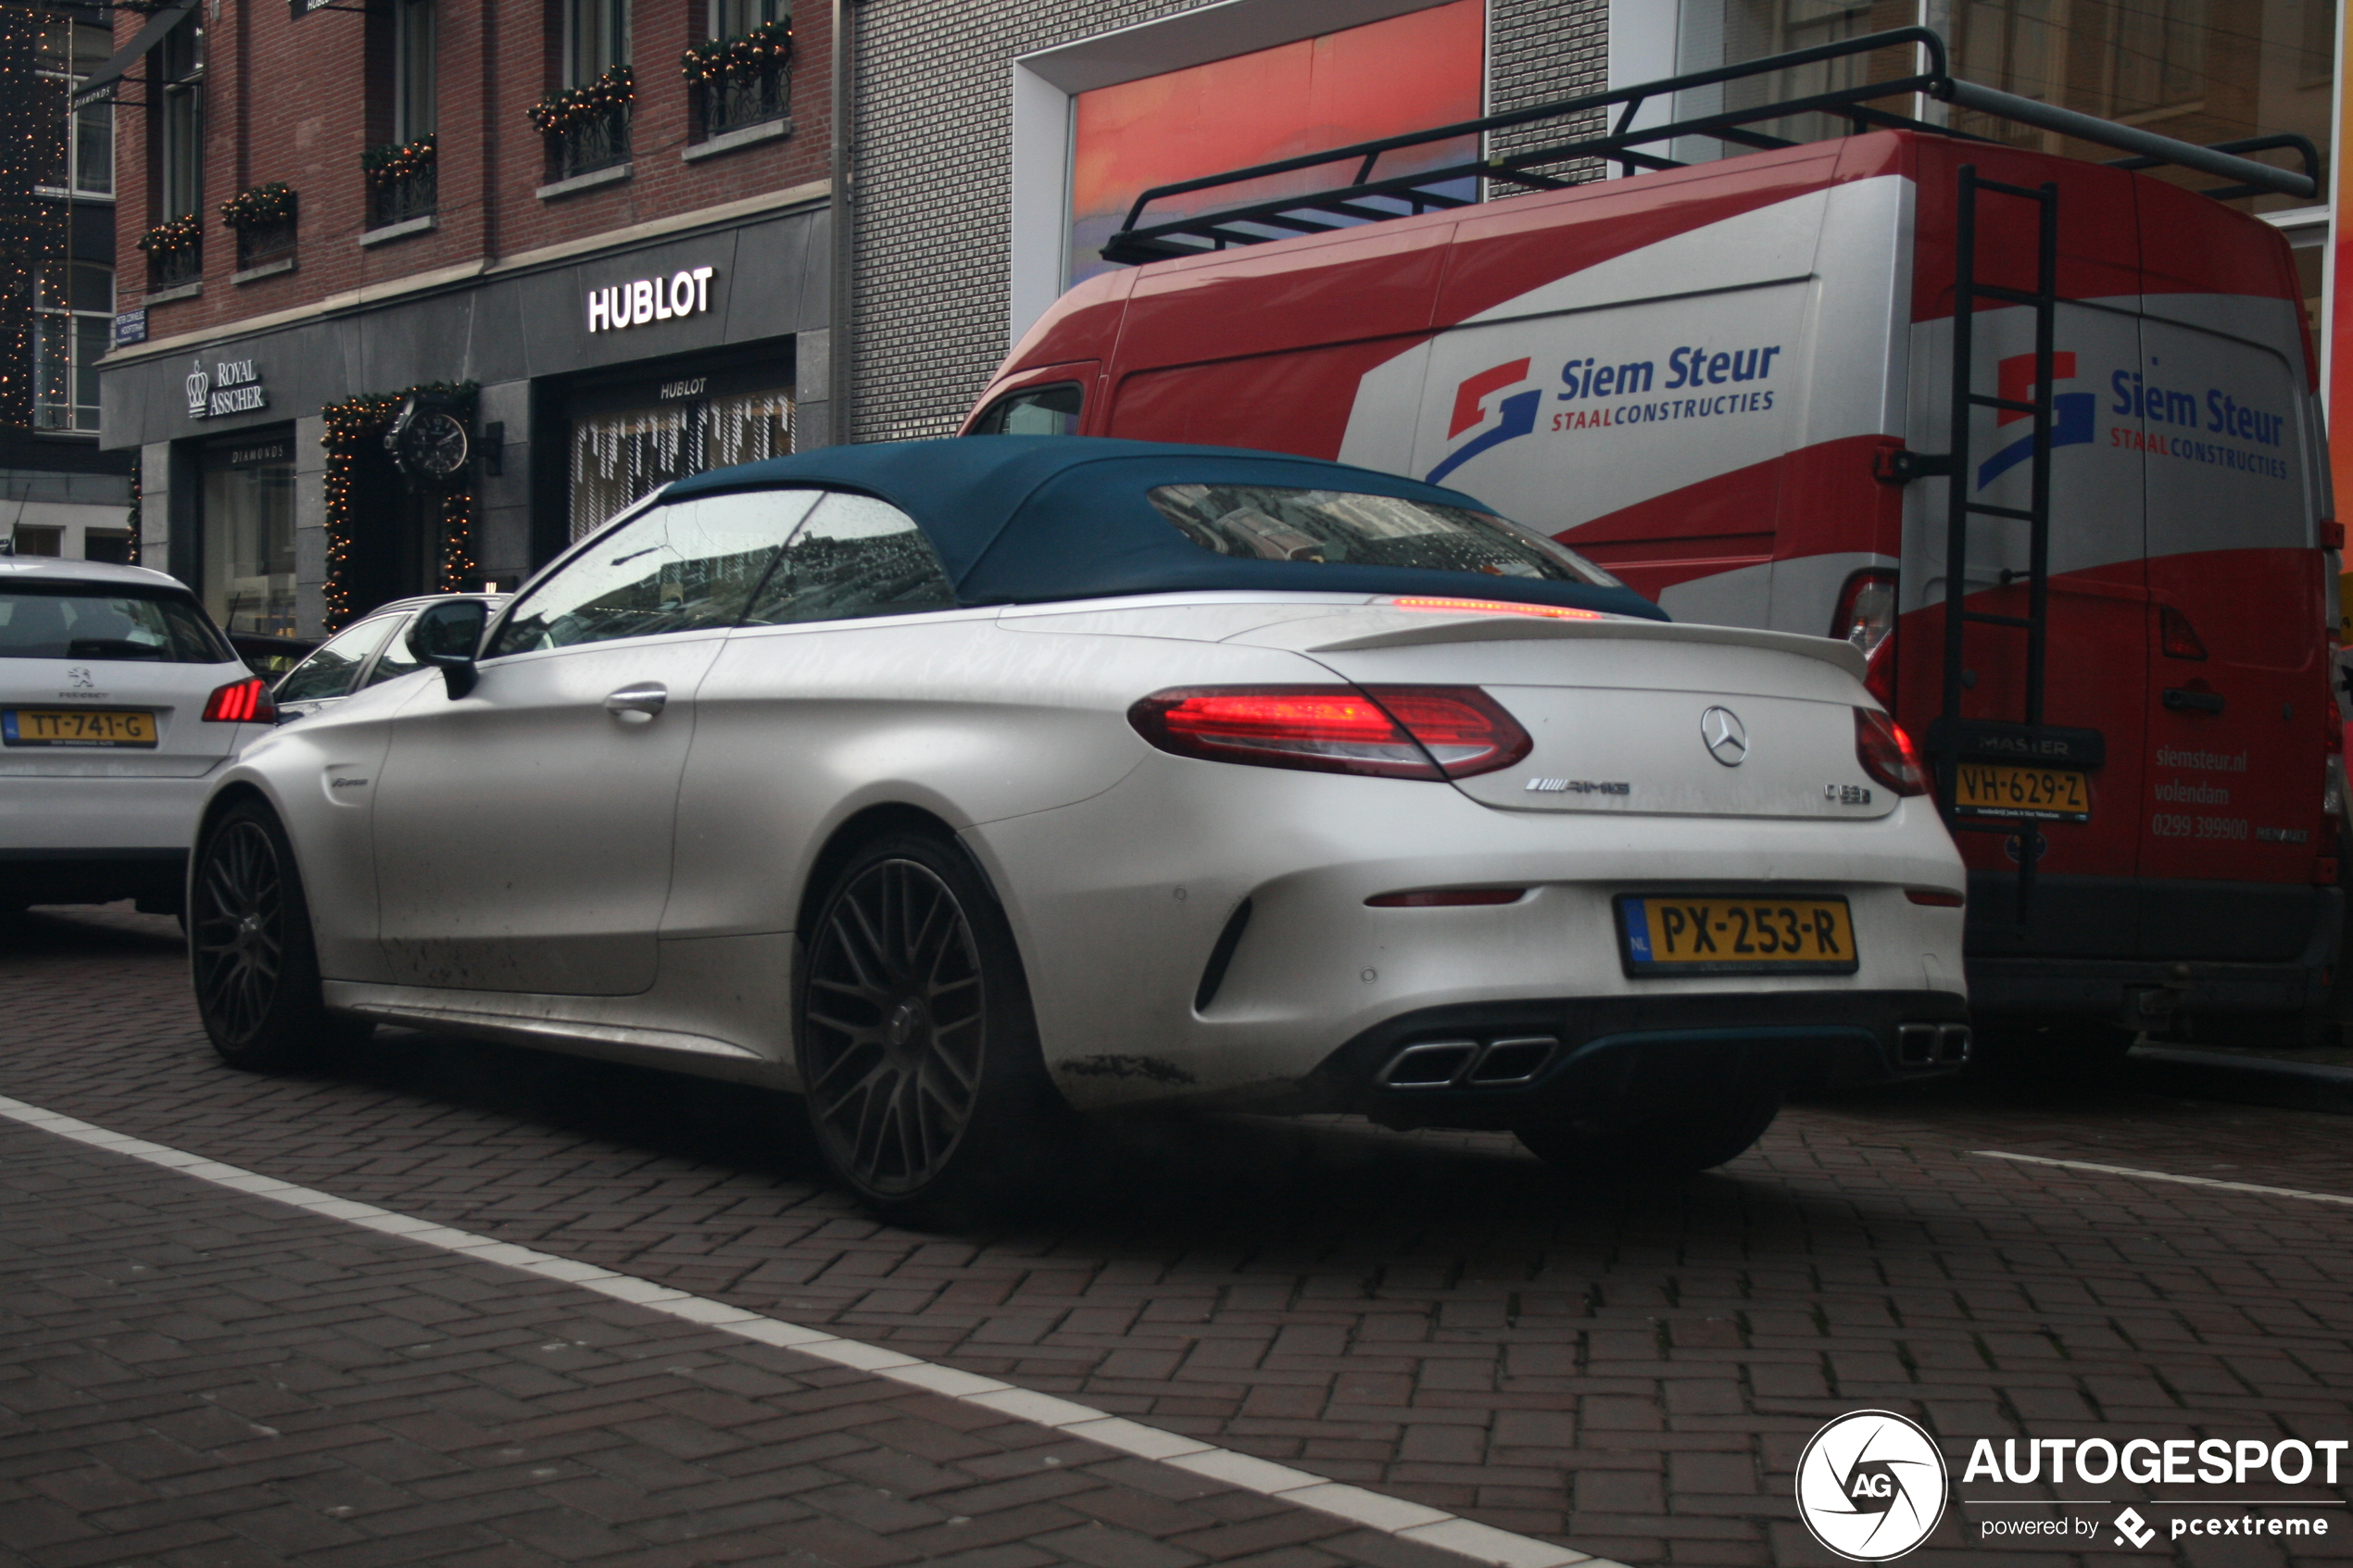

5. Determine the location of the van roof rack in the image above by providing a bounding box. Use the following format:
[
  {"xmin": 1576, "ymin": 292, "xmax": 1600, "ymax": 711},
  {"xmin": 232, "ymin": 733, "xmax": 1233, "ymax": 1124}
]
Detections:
[{"xmin": 1100, "ymin": 26, "xmax": 2320, "ymax": 266}]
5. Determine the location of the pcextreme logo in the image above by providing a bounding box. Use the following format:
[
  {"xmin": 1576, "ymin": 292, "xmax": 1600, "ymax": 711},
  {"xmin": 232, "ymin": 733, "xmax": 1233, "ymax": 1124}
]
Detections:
[{"xmin": 1795, "ymin": 1411, "xmax": 1948, "ymax": 1562}]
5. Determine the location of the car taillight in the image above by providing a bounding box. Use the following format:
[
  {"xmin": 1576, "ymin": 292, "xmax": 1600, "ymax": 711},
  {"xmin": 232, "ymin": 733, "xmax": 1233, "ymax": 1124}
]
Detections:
[
  {"xmin": 1366, "ymin": 887, "xmax": 1527, "ymax": 907},
  {"xmin": 1130, "ymin": 685, "xmax": 1531, "ymax": 780},
  {"xmin": 1855, "ymin": 708, "xmax": 1928, "ymax": 797},
  {"xmin": 203, "ymin": 676, "xmax": 276, "ymax": 724},
  {"xmin": 2160, "ymin": 606, "xmax": 2208, "ymax": 660}
]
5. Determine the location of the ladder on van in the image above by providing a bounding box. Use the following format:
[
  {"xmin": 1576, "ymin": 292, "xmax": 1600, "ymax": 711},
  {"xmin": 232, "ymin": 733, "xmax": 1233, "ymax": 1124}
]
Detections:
[{"xmin": 1931, "ymin": 168, "xmax": 2060, "ymax": 923}]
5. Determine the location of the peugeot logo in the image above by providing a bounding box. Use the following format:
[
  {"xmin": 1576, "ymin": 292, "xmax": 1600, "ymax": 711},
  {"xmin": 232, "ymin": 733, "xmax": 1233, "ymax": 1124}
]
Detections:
[{"xmin": 1701, "ymin": 706, "xmax": 1749, "ymax": 767}]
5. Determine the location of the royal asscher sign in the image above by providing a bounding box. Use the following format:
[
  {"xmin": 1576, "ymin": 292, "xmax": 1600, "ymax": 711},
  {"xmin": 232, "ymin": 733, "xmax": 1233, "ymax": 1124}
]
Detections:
[
  {"xmin": 587, "ymin": 266, "xmax": 717, "ymax": 333},
  {"xmin": 186, "ymin": 357, "xmax": 267, "ymax": 420}
]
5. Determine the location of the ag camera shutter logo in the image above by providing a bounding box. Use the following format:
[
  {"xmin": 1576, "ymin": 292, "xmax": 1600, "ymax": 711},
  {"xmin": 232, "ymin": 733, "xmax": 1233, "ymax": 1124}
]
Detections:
[{"xmin": 1796, "ymin": 1411, "xmax": 1947, "ymax": 1561}]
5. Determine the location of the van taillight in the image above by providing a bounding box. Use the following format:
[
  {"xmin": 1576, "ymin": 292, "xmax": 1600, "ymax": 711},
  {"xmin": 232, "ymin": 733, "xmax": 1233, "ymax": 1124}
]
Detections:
[
  {"xmin": 1855, "ymin": 708, "xmax": 1928, "ymax": 797},
  {"xmin": 1130, "ymin": 685, "xmax": 1531, "ymax": 781},
  {"xmin": 1831, "ymin": 570, "xmax": 1897, "ymax": 659},
  {"xmin": 202, "ymin": 676, "xmax": 276, "ymax": 723},
  {"xmin": 2160, "ymin": 607, "xmax": 2208, "ymax": 661}
]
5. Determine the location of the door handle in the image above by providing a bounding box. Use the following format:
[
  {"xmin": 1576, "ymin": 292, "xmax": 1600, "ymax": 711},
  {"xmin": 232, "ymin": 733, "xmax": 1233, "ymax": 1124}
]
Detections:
[
  {"xmin": 603, "ymin": 682, "xmax": 668, "ymax": 720},
  {"xmin": 2162, "ymin": 687, "xmax": 2225, "ymax": 715}
]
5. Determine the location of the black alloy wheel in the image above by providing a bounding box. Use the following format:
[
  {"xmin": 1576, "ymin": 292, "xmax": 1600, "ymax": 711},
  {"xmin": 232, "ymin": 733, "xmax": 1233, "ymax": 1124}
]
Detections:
[
  {"xmin": 798, "ymin": 834, "xmax": 1056, "ymax": 1222},
  {"xmin": 191, "ymin": 800, "xmax": 367, "ymax": 1070}
]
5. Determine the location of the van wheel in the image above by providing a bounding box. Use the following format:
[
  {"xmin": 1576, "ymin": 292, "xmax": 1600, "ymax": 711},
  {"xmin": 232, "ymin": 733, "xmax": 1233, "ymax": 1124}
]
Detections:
[
  {"xmin": 191, "ymin": 800, "xmax": 370, "ymax": 1072},
  {"xmin": 1516, "ymin": 1083, "xmax": 1783, "ymax": 1182},
  {"xmin": 797, "ymin": 833, "xmax": 1063, "ymax": 1225},
  {"xmin": 1970, "ymin": 1019, "xmax": 2134, "ymax": 1085}
]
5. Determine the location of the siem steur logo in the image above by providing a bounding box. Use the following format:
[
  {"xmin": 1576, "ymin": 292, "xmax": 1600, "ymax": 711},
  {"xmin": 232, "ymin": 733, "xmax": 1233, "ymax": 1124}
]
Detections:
[
  {"xmin": 1795, "ymin": 1411, "xmax": 1948, "ymax": 1562},
  {"xmin": 1426, "ymin": 358, "xmax": 1540, "ymax": 485},
  {"xmin": 1976, "ymin": 351, "xmax": 2096, "ymax": 487}
]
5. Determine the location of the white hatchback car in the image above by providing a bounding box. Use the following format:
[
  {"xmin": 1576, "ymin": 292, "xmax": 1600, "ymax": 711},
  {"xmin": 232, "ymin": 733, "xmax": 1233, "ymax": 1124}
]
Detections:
[
  {"xmin": 1, "ymin": 556, "xmax": 276, "ymax": 914},
  {"xmin": 190, "ymin": 438, "xmax": 1969, "ymax": 1218}
]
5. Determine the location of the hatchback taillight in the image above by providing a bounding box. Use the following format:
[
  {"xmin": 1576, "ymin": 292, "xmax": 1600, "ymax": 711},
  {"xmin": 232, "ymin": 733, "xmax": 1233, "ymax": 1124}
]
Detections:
[
  {"xmin": 203, "ymin": 676, "xmax": 276, "ymax": 723},
  {"xmin": 1130, "ymin": 685, "xmax": 1531, "ymax": 780},
  {"xmin": 1855, "ymin": 708, "xmax": 1927, "ymax": 797}
]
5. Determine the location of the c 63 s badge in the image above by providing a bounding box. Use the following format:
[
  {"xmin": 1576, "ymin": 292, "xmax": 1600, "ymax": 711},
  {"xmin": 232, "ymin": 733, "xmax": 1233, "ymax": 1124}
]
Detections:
[{"xmin": 1796, "ymin": 1411, "xmax": 1947, "ymax": 1561}]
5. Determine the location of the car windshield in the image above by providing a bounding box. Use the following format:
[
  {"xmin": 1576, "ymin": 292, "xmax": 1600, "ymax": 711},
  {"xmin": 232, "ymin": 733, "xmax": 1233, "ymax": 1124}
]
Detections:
[
  {"xmin": 0, "ymin": 586, "xmax": 230, "ymax": 662},
  {"xmin": 1145, "ymin": 484, "xmax": 1622, "ymax": 587}
]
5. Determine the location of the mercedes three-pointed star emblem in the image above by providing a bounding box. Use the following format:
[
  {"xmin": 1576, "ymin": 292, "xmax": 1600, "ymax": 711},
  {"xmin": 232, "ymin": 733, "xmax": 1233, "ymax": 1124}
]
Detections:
[{"xmin": 1701, "ymin": 706, "xmax": 1749, "ymax": 767}]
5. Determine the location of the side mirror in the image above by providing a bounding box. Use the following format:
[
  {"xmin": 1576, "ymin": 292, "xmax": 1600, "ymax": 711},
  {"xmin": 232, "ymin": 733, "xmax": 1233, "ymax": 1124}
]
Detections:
[{"xmin": 408, "ymin": 599, "xmax": 488, "ymax": 698}]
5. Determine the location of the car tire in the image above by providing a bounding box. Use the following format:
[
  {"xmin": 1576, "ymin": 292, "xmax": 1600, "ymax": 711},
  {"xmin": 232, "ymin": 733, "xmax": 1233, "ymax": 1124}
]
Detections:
[
  {"xmin": 1515, "ymin": 1081, "xmax": 1783, "ymax": 1182},
  {"xmin": 796, "ymin": 832, "xmax": 1063, "ymax": 1225},
  {"xmin": 190, "ymin": 799, "xmax": 371, "ymax": 1072}
]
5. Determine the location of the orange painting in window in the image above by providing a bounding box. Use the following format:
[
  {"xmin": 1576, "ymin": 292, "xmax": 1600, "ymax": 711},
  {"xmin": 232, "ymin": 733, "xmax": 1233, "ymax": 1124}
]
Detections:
[{"xmin": 1068, "ymin": 0, "xmax": 1486, "ymax": 285}]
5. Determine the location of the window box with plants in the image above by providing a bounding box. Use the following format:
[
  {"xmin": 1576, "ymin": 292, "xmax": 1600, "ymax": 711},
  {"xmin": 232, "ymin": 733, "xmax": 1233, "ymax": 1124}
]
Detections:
[
  {"xmin": 683, "ymin": 18, "xmax": 790, "ymax": 141},
  {"xmin": 137, "ymin": 214, "xmax": 203, "ymax": 291},
  {"xmin": 530, "ymin": 65, "xmax": 634, "ymax": 182},
  {"xmin": 363, "ymin": 135, "xmax": 437, "ymax": 229},
  {"xmin": 220, "ymin": 182, "xmax": 299, "ymax": 270}
]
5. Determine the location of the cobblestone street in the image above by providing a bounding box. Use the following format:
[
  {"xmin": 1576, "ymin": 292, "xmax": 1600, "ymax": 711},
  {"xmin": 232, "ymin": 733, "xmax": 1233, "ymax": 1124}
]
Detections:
[{"xmin": 3, "ymin": 905, "xmax": 2350, "ymax": 1568}]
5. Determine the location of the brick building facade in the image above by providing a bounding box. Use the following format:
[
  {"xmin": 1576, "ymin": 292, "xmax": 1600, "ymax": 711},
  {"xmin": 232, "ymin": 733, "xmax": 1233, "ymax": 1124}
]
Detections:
[
  {"xmin": 89, "ymin": 0, "xmax": 831, "ymax": 636},
  {"xmin": 844, "ymin": 0, "xmax": 1603, "ymax": 448}
]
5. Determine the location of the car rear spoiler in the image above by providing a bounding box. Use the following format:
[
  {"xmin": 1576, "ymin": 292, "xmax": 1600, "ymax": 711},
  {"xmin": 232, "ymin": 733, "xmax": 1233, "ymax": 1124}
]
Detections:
[{"xmin": 1101, "ymin": 26, "xmax": 2321, "ymax": 265}]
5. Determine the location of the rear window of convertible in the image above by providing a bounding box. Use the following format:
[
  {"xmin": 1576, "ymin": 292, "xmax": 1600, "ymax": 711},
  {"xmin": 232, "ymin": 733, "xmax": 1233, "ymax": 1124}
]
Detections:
[
  {"xmin": 0, "ymin": 586, "xmax": 230, "ymax": 663},
  {"xmin": 1145, "ymin": 484, "xmax": 1623, "ymax": 588}
]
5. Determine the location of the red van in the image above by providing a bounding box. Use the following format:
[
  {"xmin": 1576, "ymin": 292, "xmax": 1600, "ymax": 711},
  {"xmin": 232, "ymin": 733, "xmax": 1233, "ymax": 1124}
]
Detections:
[{"xmin": 965, "ymin": 30, "xmax": 2342, "ymax": 1060}]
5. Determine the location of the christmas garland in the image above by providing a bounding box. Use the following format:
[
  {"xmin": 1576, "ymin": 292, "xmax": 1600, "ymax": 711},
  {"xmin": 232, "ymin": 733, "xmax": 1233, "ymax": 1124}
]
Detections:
[
  {"xmin": 681, "ymin": 19, "xmax": 791, "ymax": 85},
  {"xmin": 320, "ymin": 383, "xmax": 478, "ymax": 630},
  {"xmin": 218, "ymin": 181, "xmax": 297, "ymax": 231},
  {"xmin": 361, "ymin": 134, "xmax": 436, "ymax": 185},
  {"xmin": 136, "ymin": 214, "xmax": 202, "ymax": 255},
  {"xmin": 528, "ymin": 64, "xmax": 635, "ymax": 135}
]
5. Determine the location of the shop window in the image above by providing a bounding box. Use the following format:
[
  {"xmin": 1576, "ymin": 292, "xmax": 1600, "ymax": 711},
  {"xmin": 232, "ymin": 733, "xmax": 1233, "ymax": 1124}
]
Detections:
[
  {"xmin": 83, "ymin": 532, "xmax": 134, "ymax": 566},
  {"xmin": 199, "ymin": 441, "xmax": 297, "ymax": 636},
  {"xmin": 11, "ymin": 528, "xmax": 63, "ymax": 558},
  {"xmin": 35, "ymin": 19, "xmax": 114, "ymax": 199},
  {"xmin": 32, "ymin": 262, "xmax": 111, "ymax": 433},
  {"xmin": 570, "ymin": 382, "xmax": 792, "ymax": 542}
]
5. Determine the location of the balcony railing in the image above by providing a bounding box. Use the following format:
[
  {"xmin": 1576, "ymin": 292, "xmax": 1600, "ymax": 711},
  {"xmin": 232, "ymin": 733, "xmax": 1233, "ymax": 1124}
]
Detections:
[
  {"xmin": 552, "ymin": 105, "xmax": 631, "ymax": 181},
  {"xmin": 234, "ymin": 217, "xmax": 296, "ymax": 270},
  {"xmin": 147, "ymin": 242, "xmax": 200, "ymax": 292},
  {"xmin": 703, "ymin": 64, "xmax": 788, "ymax": 138},
  {"xmin": 371, "ymin": 161, "xmax": 438, "ymax": 227}
]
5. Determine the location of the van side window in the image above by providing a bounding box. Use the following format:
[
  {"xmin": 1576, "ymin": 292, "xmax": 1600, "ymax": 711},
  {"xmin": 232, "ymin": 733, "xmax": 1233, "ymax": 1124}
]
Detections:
[{"xmin": 970, "ymin": 383, "xmax": 1083, "ymax": 435}]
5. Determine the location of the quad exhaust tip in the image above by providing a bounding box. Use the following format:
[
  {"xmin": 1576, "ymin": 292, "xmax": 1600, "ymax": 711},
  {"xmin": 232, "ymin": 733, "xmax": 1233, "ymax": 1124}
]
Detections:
[
  {"xmin": 1897, "ymin": 1022, "xmax": 1972, "ymax": 1067},
  {"xmin": 1378, "ymin": 1035, "xmax": 1559, "ymax": 1090}
]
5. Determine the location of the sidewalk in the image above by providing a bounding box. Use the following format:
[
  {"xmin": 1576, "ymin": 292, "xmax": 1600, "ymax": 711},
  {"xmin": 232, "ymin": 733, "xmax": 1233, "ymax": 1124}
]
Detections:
[{"xmin": 0, "ymin": 1115, "xmax": 1512, "ymax": 1568}]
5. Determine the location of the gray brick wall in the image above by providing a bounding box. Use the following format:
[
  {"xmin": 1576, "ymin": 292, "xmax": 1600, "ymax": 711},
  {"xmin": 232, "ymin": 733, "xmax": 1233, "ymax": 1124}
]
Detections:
[{"xmin": 850, "ymin": 0, "xmax": 1611, "ymax": 445}]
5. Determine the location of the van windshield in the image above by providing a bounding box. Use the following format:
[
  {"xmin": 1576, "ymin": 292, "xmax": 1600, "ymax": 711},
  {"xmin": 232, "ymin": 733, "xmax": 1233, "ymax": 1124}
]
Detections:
[
  {"xmin": 0, "ymin": 586, "xmax": 232, "ymax": 663},
  {"xmin": 1147, "ymin": 484, "xmax": 1622, "ymax": 588}
]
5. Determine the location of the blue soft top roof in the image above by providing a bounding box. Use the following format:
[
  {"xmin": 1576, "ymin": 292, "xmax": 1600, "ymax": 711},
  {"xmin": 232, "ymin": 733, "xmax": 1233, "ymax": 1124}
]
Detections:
[{"xmin": 661, "ymin": 435, "xmax": 1666, "ymax": 621}]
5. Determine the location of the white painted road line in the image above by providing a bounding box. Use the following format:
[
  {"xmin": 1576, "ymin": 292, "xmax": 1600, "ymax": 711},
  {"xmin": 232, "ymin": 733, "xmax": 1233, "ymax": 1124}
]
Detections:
[
  {"xmin": 0, "ymin": 1093, "xmax": 1618, "ymax": 1568},
  {"xmin": 1974, "ymin": 1150, "xmax": 2353, "ymax": 1208}
]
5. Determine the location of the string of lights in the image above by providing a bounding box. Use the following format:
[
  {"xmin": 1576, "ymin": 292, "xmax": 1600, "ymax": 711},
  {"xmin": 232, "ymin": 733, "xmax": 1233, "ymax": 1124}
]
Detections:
[{"xmin": 320, "ymin": 382, "xmax": 477, "ymax": 631}]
